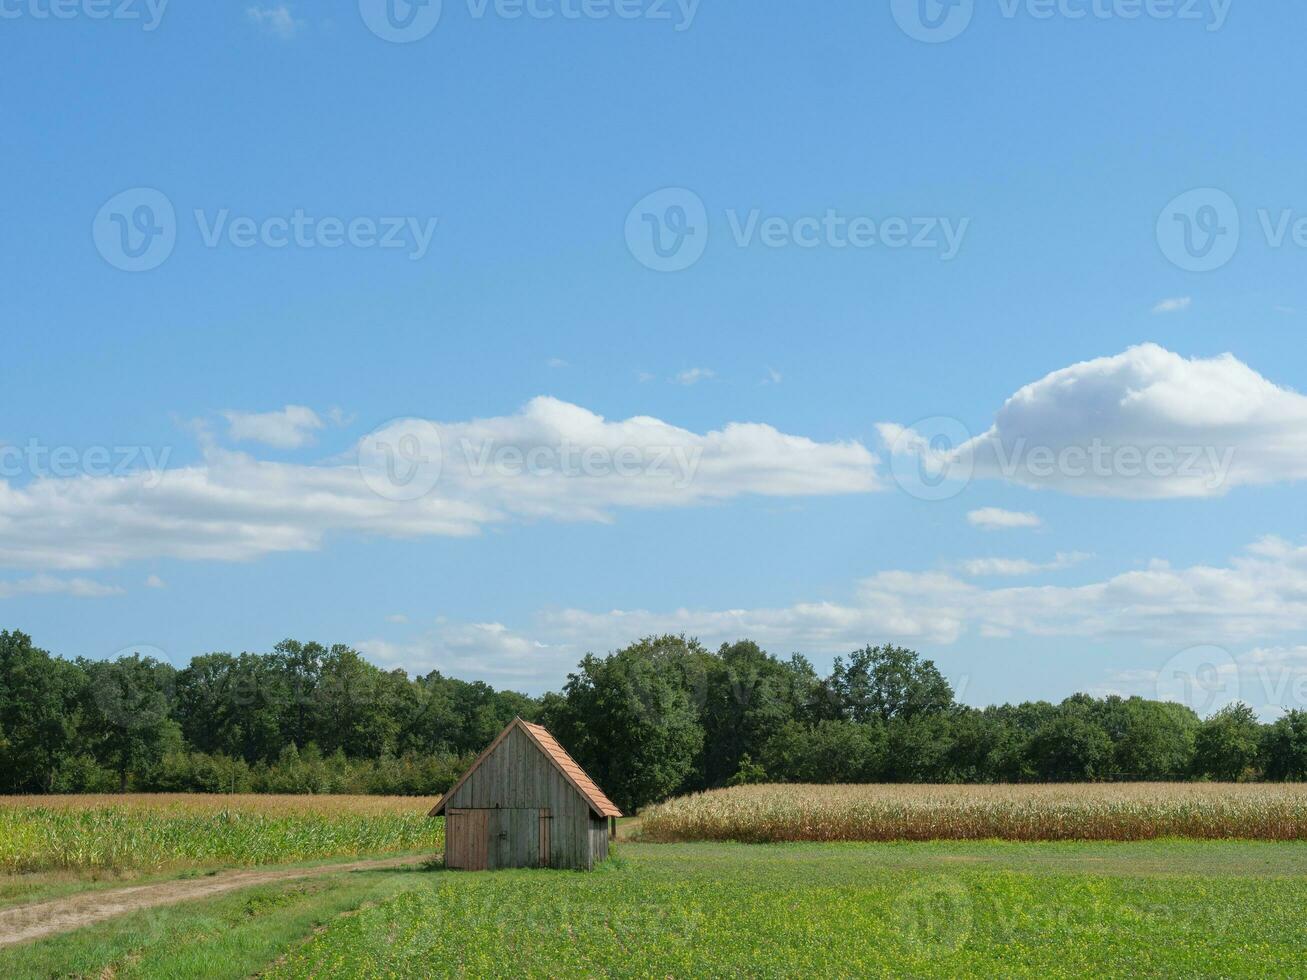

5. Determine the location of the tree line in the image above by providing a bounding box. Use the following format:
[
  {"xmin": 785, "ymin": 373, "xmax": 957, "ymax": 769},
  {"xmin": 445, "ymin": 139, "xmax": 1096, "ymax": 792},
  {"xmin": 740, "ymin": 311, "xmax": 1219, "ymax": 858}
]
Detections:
[{"xmin": 3, "ymin": 629, "xmax": 1305, "ymax": 812}]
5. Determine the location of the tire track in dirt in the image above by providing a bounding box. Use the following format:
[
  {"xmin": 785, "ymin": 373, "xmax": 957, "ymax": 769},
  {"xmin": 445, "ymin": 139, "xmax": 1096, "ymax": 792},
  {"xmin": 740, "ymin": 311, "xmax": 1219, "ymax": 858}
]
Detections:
[{"xmin": 0, "ymin": 855, "xmax": 426, "ymax": 948}]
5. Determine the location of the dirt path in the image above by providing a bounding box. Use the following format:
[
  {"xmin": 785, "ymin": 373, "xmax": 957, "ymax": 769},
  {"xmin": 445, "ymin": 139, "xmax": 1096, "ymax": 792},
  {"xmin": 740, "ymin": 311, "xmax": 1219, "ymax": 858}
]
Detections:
[{"xmin": 0, "ymin": 855, "xmax": 424, "ymax": 949}]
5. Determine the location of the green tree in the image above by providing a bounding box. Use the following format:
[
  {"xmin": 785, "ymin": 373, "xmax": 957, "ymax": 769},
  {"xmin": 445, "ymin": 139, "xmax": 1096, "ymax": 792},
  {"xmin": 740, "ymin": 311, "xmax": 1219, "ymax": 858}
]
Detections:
[
  {"xmin": 1107, "ymin": 698, "xmax": 1199, "ymax": 778},
  {"xmin": 762, "ymin": 719, "xmax": 887, "ymax": 783},
  {"xmin": 547, "ymin": 635, "xmax": 705, "ymax": 813},
  {"xmin": 830, "ymin": 645, "xmax": 954, "ymax": 724},
  {"xmin": 1028, "ymin": 699, "xmax": 1113, "ymax": 781},
  {"xmin": 79, "ymin": 653, "xmax": 177, "ymax": 791},
  {"xmin": 0, "ymin": 631, "xmax": 84, "ymax": 792},
  {"xmin": 1261, "ymin": 710, "xmax": 1307, "ymax": 780},
  {"xmin": 1193, "ymin": 703, "xmax": 1262, "ymax": 781},
  {"xmin": 696, "ymin": 640, "xmax": 809, "ymax": 788}
]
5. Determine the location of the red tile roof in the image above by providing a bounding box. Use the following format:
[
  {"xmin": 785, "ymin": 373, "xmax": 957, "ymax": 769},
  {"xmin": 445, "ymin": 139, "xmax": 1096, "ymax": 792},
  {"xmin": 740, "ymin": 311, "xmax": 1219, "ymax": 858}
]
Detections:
[{"xmin": 518, "ymin": 720, "xmax": 622, "ymax": 818}]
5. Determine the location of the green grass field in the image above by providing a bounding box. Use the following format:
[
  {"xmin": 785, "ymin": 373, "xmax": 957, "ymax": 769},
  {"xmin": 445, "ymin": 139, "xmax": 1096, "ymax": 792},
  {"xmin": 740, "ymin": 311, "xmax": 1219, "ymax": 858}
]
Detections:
[{"xmin": 6, "ymin": 840, "xmax": 1307, "ymax": 977}]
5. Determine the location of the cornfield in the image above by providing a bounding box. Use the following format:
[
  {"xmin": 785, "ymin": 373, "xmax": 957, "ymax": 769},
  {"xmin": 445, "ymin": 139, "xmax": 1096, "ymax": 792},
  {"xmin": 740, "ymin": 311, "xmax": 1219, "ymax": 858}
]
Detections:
[
  {"xmin": 638, "ymin": 783, "xmax": 1307, "ymax": 843},
  {"xmin": 0, "ymin": 794, "xmax": 443, "ymax": 873}
]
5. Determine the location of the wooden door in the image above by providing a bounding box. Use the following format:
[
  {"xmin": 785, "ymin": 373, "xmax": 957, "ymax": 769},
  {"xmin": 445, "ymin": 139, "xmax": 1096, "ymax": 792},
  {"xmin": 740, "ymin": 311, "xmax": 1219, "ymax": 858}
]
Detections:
[
  {"xmin": 486, "ymin": 808, "xmax": 546, "ymax": 869},
  {"xmin": 445, "ymin": 809, "xmax": 489, "ymax": 871}
]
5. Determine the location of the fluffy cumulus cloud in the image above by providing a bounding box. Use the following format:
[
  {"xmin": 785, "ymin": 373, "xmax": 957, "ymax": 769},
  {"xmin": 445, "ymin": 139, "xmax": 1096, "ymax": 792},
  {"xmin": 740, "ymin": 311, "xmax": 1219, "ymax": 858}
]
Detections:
[
  {"xmin": 222, "ymin": 405, "xmax": 325, "ymax": 449},
  {"xmin": 881, "ymin": 344, "xmax": 1307, "ymax": 498},
  {"xmin": 0, "ymin": 397, "xmax": 877, "ymax": 571}
]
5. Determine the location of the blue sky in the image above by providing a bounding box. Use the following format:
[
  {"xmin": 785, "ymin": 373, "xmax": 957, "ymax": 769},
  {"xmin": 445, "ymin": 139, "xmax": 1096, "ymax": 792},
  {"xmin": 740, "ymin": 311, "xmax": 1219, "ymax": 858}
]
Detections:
[{"xmin": 3, "ymin": 0, "xmax": 1306, "ymax": 716}]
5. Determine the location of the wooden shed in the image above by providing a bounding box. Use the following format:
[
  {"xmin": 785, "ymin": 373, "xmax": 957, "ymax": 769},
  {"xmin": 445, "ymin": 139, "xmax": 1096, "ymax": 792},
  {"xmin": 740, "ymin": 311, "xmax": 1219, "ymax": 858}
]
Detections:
[{"xmin": 429, "ymin": 718, "xmax": 622, "ymax": 871}]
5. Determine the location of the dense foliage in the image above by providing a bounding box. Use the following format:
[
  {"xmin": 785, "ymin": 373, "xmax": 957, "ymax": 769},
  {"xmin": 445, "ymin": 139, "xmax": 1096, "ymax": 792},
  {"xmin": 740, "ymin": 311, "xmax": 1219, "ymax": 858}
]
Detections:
[{"xmin": 3, "ymin": 629, "xmax": 1306, "ymax": 811}]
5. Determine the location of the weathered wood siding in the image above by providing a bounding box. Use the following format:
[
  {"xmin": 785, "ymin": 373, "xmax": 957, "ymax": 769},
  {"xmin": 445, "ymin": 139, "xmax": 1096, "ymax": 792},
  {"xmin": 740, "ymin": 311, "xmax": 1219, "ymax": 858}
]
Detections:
[
  {"xmin": 589, "ymin": 817, "xmax": 609, "ymax": 864},
  {"xmin": 442, "ymin": 726, "xmax": 607, "ymax": 870},
  {"xmin": 444, "ymin": 809, "xmax": 489, "ymax": 870}
]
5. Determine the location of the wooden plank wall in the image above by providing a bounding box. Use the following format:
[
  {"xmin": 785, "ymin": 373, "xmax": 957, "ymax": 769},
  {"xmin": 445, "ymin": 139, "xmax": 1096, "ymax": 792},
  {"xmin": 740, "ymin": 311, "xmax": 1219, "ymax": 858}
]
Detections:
[{"xmin": 443, "ymin": 726, "xmax": 600, "ymax": 869}]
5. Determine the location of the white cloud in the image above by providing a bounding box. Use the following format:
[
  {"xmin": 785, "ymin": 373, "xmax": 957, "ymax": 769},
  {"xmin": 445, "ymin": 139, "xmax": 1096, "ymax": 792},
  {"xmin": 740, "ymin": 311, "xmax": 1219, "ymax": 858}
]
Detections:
[
  {"xmin": 967, "ymin": 507, "xmax": 1041, "ymax": 531},
  {"xmin": 0, "ymin": 397, "xmax": 878, "ymax": 571},
  {"xmin": 672, "ymin": 368, "xmax": 715, "ymax": 386},
  {"xmin": 385, "ymin": 614, "xmax": 409, "ymax": 624},
  {"xmin": 546, "ymin": 358, "xmax": 569, "ymax": 369},
  {"xmin": 958, "ymin": 552, "xmax": 1090, "ymax": 577},
  {"xmin": 1152, "ymin": 296, "xmax": 1192, "ymax": 314},
  {"xmin": 246, "ymin": 4, "xmax": 302, "ymax": 38},
  {"xmin": 762, "ymin": 368, "xmax": 783, "ymax": 385},
  {"xmin": 359, "ymin": 622, "xmax": 566, "ymax": 688},
  {"xmin": 144, "ymin": 574, "xmax": 166, "ymax": 589},
  {"xmin": 223, "ymin": 406, "xmax": 324, "ymax": 449},
  {"xmin": 536, "ymin": 536, "xmax": 1307, "ymax": 653},
  {"xmin": 349, "ymin": 538, "xmax": 1307, "ymax": 692},
  {"xmin": 881, "ymin": 344, "xmax": 1307, "ymax": 498},
  {"xmin": 0, "ymin": 575, "xmax": 122, "ymax": 599}
]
